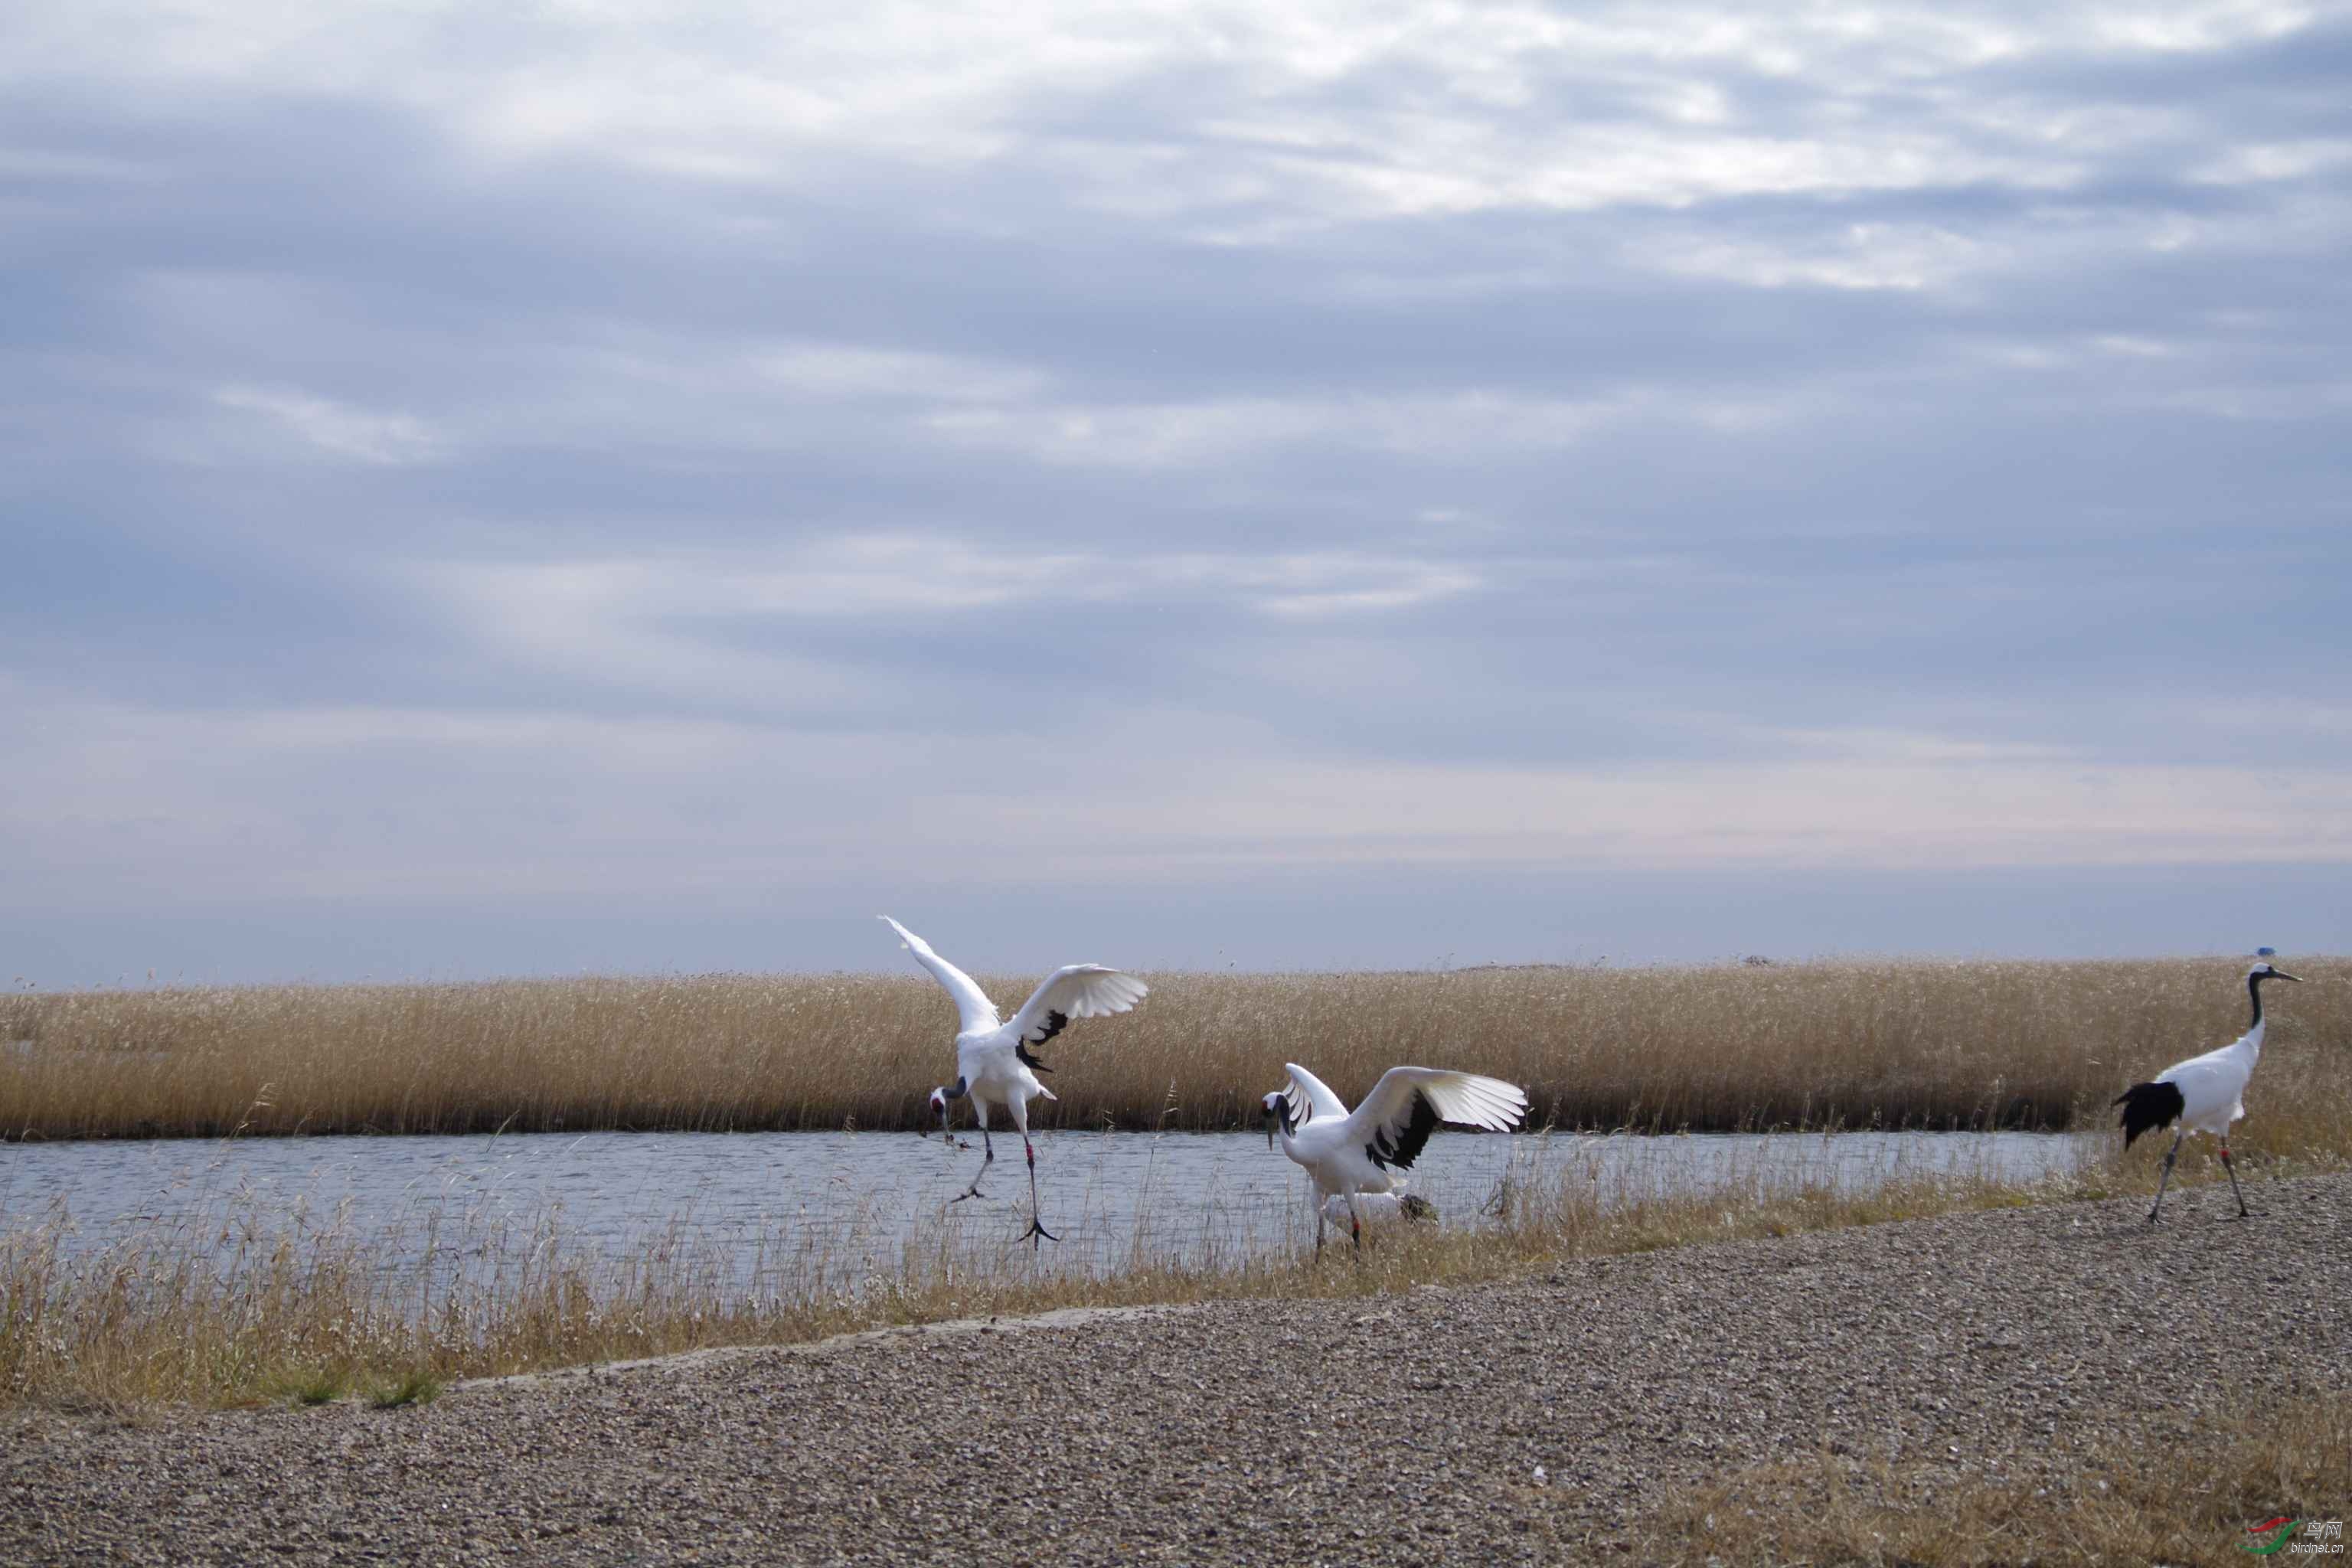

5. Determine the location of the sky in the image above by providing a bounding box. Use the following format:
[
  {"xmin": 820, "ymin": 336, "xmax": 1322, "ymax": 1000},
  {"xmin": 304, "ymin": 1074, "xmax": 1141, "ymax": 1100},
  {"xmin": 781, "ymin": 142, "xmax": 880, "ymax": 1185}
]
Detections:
[{"xmin": 3, "ymin": 1, "xmax": 2349, "ymax": 986}]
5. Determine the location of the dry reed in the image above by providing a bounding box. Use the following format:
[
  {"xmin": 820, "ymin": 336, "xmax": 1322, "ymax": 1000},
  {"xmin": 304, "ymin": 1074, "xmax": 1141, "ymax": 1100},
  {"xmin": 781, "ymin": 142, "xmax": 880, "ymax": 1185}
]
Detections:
[{"xmin": 4, "ymin": 957, "xmax": 2344, "ymax": 1142}]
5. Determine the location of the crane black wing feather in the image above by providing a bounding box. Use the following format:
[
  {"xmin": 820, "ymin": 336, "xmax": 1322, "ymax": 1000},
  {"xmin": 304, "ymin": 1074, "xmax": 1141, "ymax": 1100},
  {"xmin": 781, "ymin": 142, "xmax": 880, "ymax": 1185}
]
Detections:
[
  {"xmin": 1345, "ymin": 1067, "xmax": 1529, "ymax": 1174},
  {"xmin": 2114, "ymin": 1080, "xmax": 2185, "ymax": 1147},
  {"xmin": 1365, "ymin": 1092, "xmax": 1442, "ymax": 1171}
]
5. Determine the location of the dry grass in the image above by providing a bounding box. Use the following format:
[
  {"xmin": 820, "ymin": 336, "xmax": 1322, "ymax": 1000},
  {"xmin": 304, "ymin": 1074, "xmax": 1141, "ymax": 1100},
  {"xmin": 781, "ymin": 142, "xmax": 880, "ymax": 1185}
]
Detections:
[
  {"xmin": 1662, "ymin": 1387, "xmax": 2351, "ymax": 1565},
  {"xmin": 3, "ymin": 956, "xmax": 2344, "ymax": 1142}
]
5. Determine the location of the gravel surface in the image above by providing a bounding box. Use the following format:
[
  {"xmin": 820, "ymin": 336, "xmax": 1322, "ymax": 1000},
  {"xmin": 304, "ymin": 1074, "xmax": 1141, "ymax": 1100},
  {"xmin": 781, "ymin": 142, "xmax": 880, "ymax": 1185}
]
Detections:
[{"xmin": 5, "ymin": 1175, "xmax": 2348, "ymax": 1565}]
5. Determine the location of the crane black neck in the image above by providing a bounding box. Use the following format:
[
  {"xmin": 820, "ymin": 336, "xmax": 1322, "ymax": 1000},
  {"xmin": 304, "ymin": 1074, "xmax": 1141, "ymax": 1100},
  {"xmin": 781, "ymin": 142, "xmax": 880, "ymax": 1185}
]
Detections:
[{"xmin": 2248, "ymin": 971, "xmax": 2273, "ymax": 1031}]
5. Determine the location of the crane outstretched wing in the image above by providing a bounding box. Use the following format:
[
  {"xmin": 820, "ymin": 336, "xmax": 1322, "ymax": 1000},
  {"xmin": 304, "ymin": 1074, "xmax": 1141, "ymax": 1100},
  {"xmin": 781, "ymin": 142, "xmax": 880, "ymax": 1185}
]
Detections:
[
  {"xmin": 1004, "ymin": 963, "xmax": 1148, "ymax": 1047},
  {"xmin": 1279, "ymin": 1061, "xmax": 1352, "ymax": 1125},
  {"xmin": 879, "ymin": 916, "xmax": 1001, "ymax": 1034},
  {"xmin": 1343, "ymin": 1067, "xmax": 1528, "ymax": 1172}
]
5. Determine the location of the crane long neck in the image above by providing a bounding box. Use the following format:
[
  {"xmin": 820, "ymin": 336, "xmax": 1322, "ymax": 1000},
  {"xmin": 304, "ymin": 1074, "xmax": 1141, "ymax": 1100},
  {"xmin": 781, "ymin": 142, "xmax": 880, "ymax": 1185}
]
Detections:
[{"xmin": 2247, "ymin": 972, "xmax": 2265, "ymax": 1032}]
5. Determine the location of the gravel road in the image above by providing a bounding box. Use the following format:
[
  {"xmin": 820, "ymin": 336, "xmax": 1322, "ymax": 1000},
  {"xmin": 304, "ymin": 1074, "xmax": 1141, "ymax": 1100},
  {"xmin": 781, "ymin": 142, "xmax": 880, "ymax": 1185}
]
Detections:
[{"xmin": 5, "ymin": 1174, "xmax": 2347, "ymax": 1565}]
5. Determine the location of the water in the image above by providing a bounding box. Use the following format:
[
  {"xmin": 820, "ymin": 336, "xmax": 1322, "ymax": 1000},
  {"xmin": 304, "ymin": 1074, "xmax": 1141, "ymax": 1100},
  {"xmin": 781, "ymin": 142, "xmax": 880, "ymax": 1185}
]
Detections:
[{"xmin": 0, "ymin": 1127, "xmax": 2095, "ymax": 1282}]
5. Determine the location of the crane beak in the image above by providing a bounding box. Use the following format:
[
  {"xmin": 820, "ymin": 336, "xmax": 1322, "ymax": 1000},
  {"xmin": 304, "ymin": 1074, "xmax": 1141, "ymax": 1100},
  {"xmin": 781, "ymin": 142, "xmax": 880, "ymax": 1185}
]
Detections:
[{"xmin": 2273, "ymin": 970, "xmax": 2304, "ymax": 983}]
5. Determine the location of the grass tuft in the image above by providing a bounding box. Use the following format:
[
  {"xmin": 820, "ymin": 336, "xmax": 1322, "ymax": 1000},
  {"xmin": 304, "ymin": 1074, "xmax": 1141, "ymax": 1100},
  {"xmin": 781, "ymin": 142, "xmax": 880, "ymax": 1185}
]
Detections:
[
  {"xmin": 264, "ymin": 1366, "xmax": 350, "ymax": 1407},
  {"xmin": 365, "ymin": 1369, "xmax": 441, "ymax": 1409}
]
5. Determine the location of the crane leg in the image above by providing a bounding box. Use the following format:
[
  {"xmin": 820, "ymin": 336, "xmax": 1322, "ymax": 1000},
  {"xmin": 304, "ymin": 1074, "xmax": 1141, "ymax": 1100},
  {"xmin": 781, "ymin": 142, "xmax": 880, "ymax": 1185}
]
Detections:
[
  {"xmin": 1315, "ymin": 1210, "xmax": 1326, "ymax": 1256},
  {"xmin": 1018, "ymin": 1135, "xmax": 1057, "ymax": 1247},
  {"xmin": 2147, "ymin": 1129, "xmax": 2184, "ymax": 1225},
  {"xmin": 2220, "ymin": 1143, "xmax": 2252, "ymax": 1218},
  {"xmin": 952, "ymin": 1128, "xmax": 995, "ymax": 1203},
  {"xmin": 1348, "ymin": 1195, "xmax": 1364, "ymax": 1253}
]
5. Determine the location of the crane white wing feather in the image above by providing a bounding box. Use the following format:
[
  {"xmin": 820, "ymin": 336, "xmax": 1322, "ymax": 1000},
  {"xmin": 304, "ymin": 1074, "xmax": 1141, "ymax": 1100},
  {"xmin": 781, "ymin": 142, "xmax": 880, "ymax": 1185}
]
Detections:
[
  {"xmin": 1280, "ymin": 1062, "xmax": 1352, "ymax": 1124},
  {"xmin": 1004, "ymin": 964, "xmax": 1148, "ymax": 1046},
  {"xmin": 878, "ymin": 916, "xmax": 1001, "ymax": 1034},
  {"xmin": 1345, "ymin": 1067, "xmax": 1529, "ymax": 1170}
]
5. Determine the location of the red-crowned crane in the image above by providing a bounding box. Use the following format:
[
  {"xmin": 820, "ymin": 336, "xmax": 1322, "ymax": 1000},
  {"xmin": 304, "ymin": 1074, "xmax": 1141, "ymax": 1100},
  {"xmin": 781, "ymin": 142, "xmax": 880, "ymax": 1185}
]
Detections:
[
  {"xmin": 880, "ymin": 916, "xmax": 1146, "ymax": 1246},
  {"xmin": 2115, "ymin": 960, "xmax": 2301, "ymax": 1225},
  {"xmin": 1262, "ymin": 1061, "xmax": 1527, "ymax": 1250}
]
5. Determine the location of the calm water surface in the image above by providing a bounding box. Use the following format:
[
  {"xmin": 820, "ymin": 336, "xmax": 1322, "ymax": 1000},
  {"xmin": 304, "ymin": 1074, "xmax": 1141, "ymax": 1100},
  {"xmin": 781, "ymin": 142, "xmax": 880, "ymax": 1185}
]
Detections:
[{"xmin": 0, "ymin": 1128, "xmax": 2095, "ymax": 1280}]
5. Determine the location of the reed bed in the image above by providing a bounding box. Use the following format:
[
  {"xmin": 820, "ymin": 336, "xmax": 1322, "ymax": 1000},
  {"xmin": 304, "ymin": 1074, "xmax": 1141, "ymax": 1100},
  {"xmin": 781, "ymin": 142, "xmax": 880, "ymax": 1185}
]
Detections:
[{"xmin": 4, "ymin": 956, "xmax": 2344, "ymax": 1142}]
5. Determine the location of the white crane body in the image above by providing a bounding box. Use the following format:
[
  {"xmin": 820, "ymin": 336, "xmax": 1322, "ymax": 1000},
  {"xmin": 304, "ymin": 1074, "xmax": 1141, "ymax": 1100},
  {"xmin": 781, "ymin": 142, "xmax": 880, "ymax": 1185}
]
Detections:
[{"xmin": 2153, "ymin": 1032, "xmax": 2262, "ymax": 1138}]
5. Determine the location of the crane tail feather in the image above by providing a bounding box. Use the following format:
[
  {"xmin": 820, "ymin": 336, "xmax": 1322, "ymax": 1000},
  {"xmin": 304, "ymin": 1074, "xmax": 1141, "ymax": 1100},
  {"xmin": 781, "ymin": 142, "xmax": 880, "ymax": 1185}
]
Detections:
[{"xmin": 2113, "ymin": 1080, "xmax": 2186, "ymax": 1147}]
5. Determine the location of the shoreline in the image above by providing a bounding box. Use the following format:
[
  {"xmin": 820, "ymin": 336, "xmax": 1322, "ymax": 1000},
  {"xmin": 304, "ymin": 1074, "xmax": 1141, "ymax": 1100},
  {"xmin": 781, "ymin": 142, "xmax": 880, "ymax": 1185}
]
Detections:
[{"xmin": 8, "ymin": 1173, "xmax": 2347, "ymax": 1563}]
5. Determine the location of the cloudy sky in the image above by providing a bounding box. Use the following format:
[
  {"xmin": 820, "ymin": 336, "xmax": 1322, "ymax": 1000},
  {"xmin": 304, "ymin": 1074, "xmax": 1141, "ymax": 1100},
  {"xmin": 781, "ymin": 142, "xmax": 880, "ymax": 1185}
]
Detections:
[{"xmin": 5, "ymin": 1, "xmax": 2348, "ymax": 985}]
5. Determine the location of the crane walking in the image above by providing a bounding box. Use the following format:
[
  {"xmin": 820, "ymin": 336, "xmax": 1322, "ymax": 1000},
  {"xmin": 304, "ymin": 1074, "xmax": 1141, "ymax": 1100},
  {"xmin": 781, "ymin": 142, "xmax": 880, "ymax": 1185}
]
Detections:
[
  {"xmin": 2115, "ymin": 960, "xmax": 2301, "ymax": 1225},
  {"xmin": 881, "ymin": 916, "xmax": 1147, "ymax": 1246},
  {"xmin": 1262, "ymin": 1061, "xmax": 1527, "ymax": 1250}
]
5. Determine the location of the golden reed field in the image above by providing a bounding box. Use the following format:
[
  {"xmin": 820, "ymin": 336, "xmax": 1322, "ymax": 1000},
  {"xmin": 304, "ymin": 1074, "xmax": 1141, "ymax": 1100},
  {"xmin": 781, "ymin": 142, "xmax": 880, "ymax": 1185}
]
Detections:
[{"xmin": 2, "ymin": 956, "xmax": 2345, "ymax": 1149}]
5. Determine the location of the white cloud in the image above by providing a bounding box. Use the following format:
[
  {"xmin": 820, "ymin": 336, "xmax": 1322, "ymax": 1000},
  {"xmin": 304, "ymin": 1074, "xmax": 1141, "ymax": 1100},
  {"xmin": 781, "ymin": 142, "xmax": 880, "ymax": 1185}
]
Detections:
[
  {"xmin": 212, "ymin": 384, "xmax": 446, "ymax": 466},
  {"xmin": 1641, "ymin": 221, "xmax": 2004, "ymax": 292},
  {"xmin": 4, "ymin": 0, "xmax": 2328, "ymax": 230},
  {"xmin": 2190, "ymin": 138, "xmax": 2352, "ymax": 184},
  {"xmin": 428, "ymin": 539, "xmax": 1486, "ymax": 698},
  {"xmin": 1148, "ymin": 552, "xmax": 1479, "ymax": 617},
  {"xmin": 926, "ymin": 390, "xmax": 1636, "ymax": 467},
  {"xmin": 747, "ymin": 342, "xmax": 1044, "ymax": 404},
  {"xmin": 442, "ymin": 538, "xmax": 1078, "ymax": 627},
  {"xmin": 2091, "ymin": 333, "xmax": 2178, "ymax": 358},
  {"xmin": 2084, "ymin": 1, "xmax": 2315, "ymax": 52}
]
